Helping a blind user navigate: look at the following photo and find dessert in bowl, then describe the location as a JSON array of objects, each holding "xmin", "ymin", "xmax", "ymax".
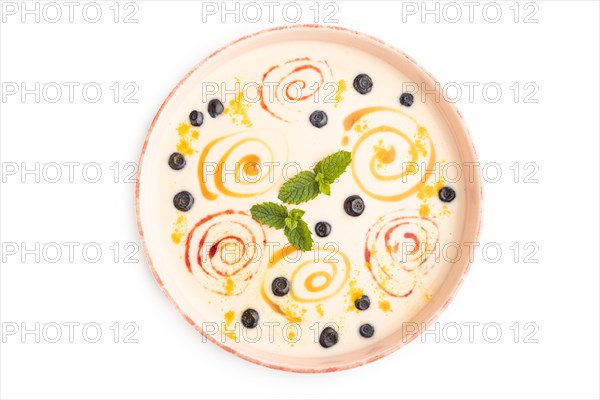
[{"xmin": 136, "ymin": 25, "xmax": 482, "ymax": 372}]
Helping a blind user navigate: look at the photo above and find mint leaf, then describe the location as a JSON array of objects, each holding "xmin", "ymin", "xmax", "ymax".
[
  {"xmin": 314, "ymin": 172, "xmax": 331, "ymax": 195},
  {"xmin": 284, "ymin": 219, "xmax": 313, "ymax": 251},
  {"xmin": 250, "ymin": 202, "xmax": 288, "ymax": 229},
  {"xmin": 284, "ymin": 217, "xmax": 298, "ymax": 230},
  {"xmin": 314, "ymin": 150, "xmax": 352, "ymax": 183},
  {"xmin": 285, "ymin": 208, "xmax": 305, "ymax": 230},
  {"xmin": 289, "ymin": 209, "xmax": 305, "ymax": 220},
  {"xmin": 278, "ymin": 171, "xmax": 320, "ymax": 205}
]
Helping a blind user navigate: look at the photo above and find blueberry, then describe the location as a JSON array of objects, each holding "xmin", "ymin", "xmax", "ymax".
[
  {"xmin": 344, "ymin": 195, "xmax": 365, "ymax": 217},
  {"xmin": 272, "ymin": 277, "xmax": 290, "ymax": 297},
  {"xmin": 319, "ymin": 326, "xmax": 339, "ymax": 348},
  {"xmin": 438, "ymin": 186, "xmax": 456, "ymax": 203},
  {"xmin": 208, "ymin": 99, "xmax": 224, "ymax": 118},
  {"xmin": 173, "ymin": 191, "xmax": 194, "ymax": 212},
  {"xmin": 168, "ymin": 152, "xmax": 186, "ymax": 170},
  {"xmin": 353, "ymin": 74, "xmax": 373, "ymax": 95},
  {"xmin": 315, "ymin": 222, "xmax": 331, "ymax": 238},
  {"xmin": 359, "ymin": 323, "xmax": 375, "ymax": 338},
  {"xmin": 399, "ymin": 92, "xmax": 414, "ymax": 107},
  {"xmin": 241, "ymin": 308, "xmax": 259, "ymax": 329},
  {"xmin": 309, "ymin": 110, "xmax": 328, "ymax": 128},
  {"xmin": 354, "ymin": 295, "xmax": 370, "ymax": 311},
  {"xmin": 189, "ymin": 110, "xmax": 204, "ymax": 127}
]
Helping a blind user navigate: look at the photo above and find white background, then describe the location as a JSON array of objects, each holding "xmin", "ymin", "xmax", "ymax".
[{"xmin": 1, "ymin": 1, "xmax": 599, "ymax": 399}]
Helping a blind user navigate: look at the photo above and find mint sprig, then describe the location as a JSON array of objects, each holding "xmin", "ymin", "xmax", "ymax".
[
  {"xmin": 250, "ymin": 203, "xmax": 313, "ymax": 251},
  {"xmin": 278, "ymin": 150, "xmax": 351, "ymax": 204},
  {"xmin": 250, "ymin": 150, "xmax": 351, "ymax": 252}
]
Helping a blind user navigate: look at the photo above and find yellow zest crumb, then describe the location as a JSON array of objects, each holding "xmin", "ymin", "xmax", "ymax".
[
  {"xmin": 224, "ymin": 310, "xmax": 235, "ymax": 326},
  {"xmin": 281, "ymin": 305, "xmax": 305, "ymax": 323},
  {"xmin": 224, "ymin": 79, "xmax": 252, "ymax": 127},
  {"xmin": 379, "ymin": 300, "xmax": 392, "ymax": 313},
  {"xmin": 354, "ymin": 120, "xmax": 368, "ymax": 133},
  {"xmin": 334, "ymin": 79, "xmax": 347, "ymax": 108},
  {"xmin": 405, "ymin": 162, "xmax": 418, "ymax": 175},
  {"xmin": 171, "ymin": 213, "xmax": 187, "ymax": 244},
  {"xmin": 316, "ymin": 304, "xmax": 324, "ymax": 317},
  {"xmin": 177, "ymin": 122, "xmax": 190, "ymax": 136},
  {"xmin": 408, "ymin": 125, "xmax": 429, "ymax": 163},
  {"xmin": 176, "ymin": 123, "xmax": 199, "ymax": 156},
  {"xmin": 224, "ymin": 278, "xmax": 235, "ymax": 295},
  {"xmin": 373, "ymin": 141, "xmax": 396, "ymax": 165},
  {"xmin": 440, "ymin": 205, "xmax": 451, "ymax": 217},
  {"xmin": 417, "ymin": 176, "xmax": 445, "ymax": 218},
  {"xmin": 417, "ymin": 125, "xmax": 429, "ymax": 140},
  {"xmin": 347, "ymin": 280, "xmax": 364, "ymax": 311},
  {"xmin": 349, "ymin": 286, "xmax": 363, "ymax": 302}
]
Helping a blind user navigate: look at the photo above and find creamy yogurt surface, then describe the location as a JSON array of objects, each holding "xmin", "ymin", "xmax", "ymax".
[{"xmin": 139, "ymin": 36, "xmax": 468, "ymax": 360}]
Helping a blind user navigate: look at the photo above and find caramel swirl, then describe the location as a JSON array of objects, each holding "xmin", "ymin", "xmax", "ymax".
[
  {"xmin": 197, "ymin": 130, "xmax": 287, "ymax": 200},
  {"xmin": 259, "ymin": 58, "xmax": 333, "ymax": 122},
  {"xmin": 260, "ymin": 245, "xmax": 350, "ymax": 321},
  {"xmin": 365, "ymin": 210, "xmax": 439, "ymax": 297},
  {"xmin": 185, "ymin": 210, "xmax": 266, "ymax": 296},
  {"xmin": 342, "ymin": 107, "xmax": 436, "ymax": 202}
]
